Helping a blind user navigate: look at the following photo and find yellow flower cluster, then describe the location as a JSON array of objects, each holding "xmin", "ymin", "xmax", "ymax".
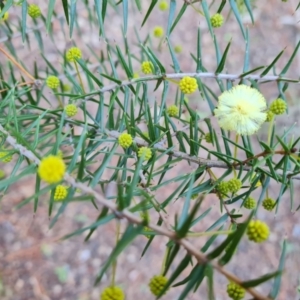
[
  {"xmin": 66, "ymin": 47, "xmax": 82, "ymax": 62},
  {"xmin": 174, "ymin": 45, "xmax": 182, "ymax": 53},
  {"xmin": 247, "ymin": 220, "xmax": 269, "ymax": 243},
  {"xmin": 0, "ymin": 151, "xmax": 13, "ymax": 162},
  {"xmin": 46, "ymin": 76, "xmax": 60, "ymax": 89},
  {"xmin": 54, "ymin": 185, "xmax": 68, "ymax": 201},
  {"xmin": 1, "ymin": 10, "xmax": 9, "ymax": 21},
  {"xmin": 148, "ymin": 275, "xmax": 168, "ymax": 296},
  {"xmin": 100, "ymin": 286, "xmax": 125, "ymax": 300},
  {"xmin": 65, "ymin": 104, "xmax": 78, "ymax": 117},
  {"xmin": 210, "ymin": 13, "xmax": 224, "ymax": 28},
  {"xmin": 141, "ymin": 61, "xmax": 153, "ymax": 74},
  {"xmin": 153, "ymin": 26, "xmax": 164, "ymax": 38},
  {"xmin": 214, "ymin": 85, "xmax": 267, "ymax": 136},
  {"xmin": 38, "ymin": 155, "xmax": 66, "ymax": 184},
  {"xmin": 28, "ymin": 4, "xmax": 41, "ymax": 18},
  {"xmin": 158, "ymin": 0, "xmax": 168, "ymax": 11},
  {"xmin": 262, "ymin": 197, "xmax": 276, "ymax": 211},
  {"xmin": 205, "ymin": 133, "xmax": 212, "ymax": 143},
  {"xmin": 118, "ymin": 133, "xmax": 133, "ymax": 148},
  {"xmin": 167, "ymin": 105, "xmax": 179, "ymax": 117},
  {"xmin": 138, "ymin": 147, "xmax": 152, "ymax": 161},
  {"xmin": 243, "ymin": 197, "xmax": 256, "ymax": 209},
  {"xmin": 269, "ymin": 98, "xmax": 286, "ymax": 115},
  {"xmin": 227, "ymin": 282, "xmax": 245, "ymax": 300},
  {"xmin": 179, "ymin": 76, "xmax": 198, "ymax": 94}
]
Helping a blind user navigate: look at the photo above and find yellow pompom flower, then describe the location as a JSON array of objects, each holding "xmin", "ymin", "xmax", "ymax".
[
  {"xmin": 265, "ymin": 110, "xmax": 274, "ymax": 122},
  {"xmin": 66, "ymin": 47, "xmax": 82, "ymax": 62},
  {"xmin": 243, "ymin": 197, "xmax": 256, "ymax": 209},
  {"xmin": 269, "ymin": 98, "xmax": 287, "ymax": 115},
  {"xmin": 100, "ymin": 286, "xmax": 125, "ymax": 300},
  {"xmin": 210, "ymin": 13, "xmax": 224, "ymax": 28},
  {"xmin": 247, "ymin": 220, "xmax": 270, "ymax": 243},
  {"xmin": 0, "ymin": 151, "xmax": 13, "ymax": 162},
  {"xmin": 158, "ymin": 0, "xmax": 168, "ymax": 11},
  {"xmin": 141, "ymin": 61, "xmax": 153, "ymax": 74},
  {"xmin": 133, "ymin": 72, "xmax": 139, "ymax": 79},
  {"xmin": 227, "ymin": 178, "xmax": 242, "ymax": 193},
  {"xmin": 138, "ymin": 147, "xmax": 152, "ymax": 161},
  {"xmin": 38, "ymin": 155, "xmax": 66, "ymax": 184},
  {"xmin": 28, "ymin": 4, "xmax": 41, "ymax": 18},
  {"xmin": 214, "ymin": 85, "xmax": 267, "ymax": 136},
  {"xmin": 217, "ymin": 181, "xmax": 229, "ymax": 198},
  {"xmin": 179, "ymin": 76, "xmax": 198, "ymax": 94},
  {"xmin": 205, "ymin": 133, "xmax": 212, "ymax": 143},
  {"xmin": 262, "ymin": 197, "xmax": 276, "ymax": 211},
  {"xmin": 227, "ymin": 282, "xmax": 245, "ymax": 300},
  {"xmin": 149, "ymin": 275, "xmax": 168, "ymax": 296},
  {"xmin": 167, "ymin": 105, "xmax": 179, "ymax": 117},
  {"xmin": 174, "ymin": 45, "xmax": 182, "ymax": 53},
  {"xmin": 65, "ymin": 104, "xmax": 78, "ymax": 117},
  {"xmin": 118, "ymin": 133, "xmax": 133, "ymax": 148},
  {"xmin": 153, "ymin": 26, "xmax": 164, "ymax": 38},
  {"xmin": 46, "ymin": 76, "xmax": 60, "ymax": 89},
  {"xmin": 1, "ymin": 10, "xmax": 9, "ymax": 21},
  {"xmin": 54, "ymin": 185, "xmax": 68, "ymax": 201},
  {"xmin": 63, "ymin": 84, "xmax": 71, "ymax": 92},
  {"xmin": 0, "ymin": 169, "xmax": 5, "ymax": 179}
]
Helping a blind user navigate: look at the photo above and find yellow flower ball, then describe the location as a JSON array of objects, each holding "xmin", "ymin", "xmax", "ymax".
[
  {"xmin": 217, "ymin": 181, "xmax": 229, "ymax": 198},
  {"xmin": 211, "ymin": 13, "xmax": 224, "ymax": 28},
  {"xmin": 269, "ymin": 98, "xmax": 287, "ymax": 115},
  {"xmin": 54, "ymin": 185, "xmax": 68, "ymax": 201},
  {"xmin": 46, "ymin": 76, "xmax": 60, "ymax": 89},
  {"xmin": 141, "ymin": 61, "xmax": 153, "ymax": 74},
  {"xmin": 227, "ymin": 282, "xmax": 245, "ymax": 300},
  {"xmin": 247, "ymin": 220, "xmax": 270, "ymax": 243},
  {"xmin": 149, "ymin": 275, "xmax": 168, "ymax": 296},
  {"xmin": 118, "ymin": 133, "xmax": 133, "ymax": 149},
  {"xmin": 167, "ymin": 105, "xmax": 179, "ymax": 117},
  {"xmin": 158, "ymin": 0, "xmax": 168, "ymax": 11},
  {"xmin": 179, "ymin": 76, "xmax": 198, "ymax": 94},
  {"xmin": 262, "ymin": 197, "xmax": 276, "ymax": 211},
  {"xmin": 174, "ymin": 45, "xmax": 182, "ymax": 53},
  {"xmin": 1, "ymin": 10, "xmax": 9, "ymax": 21},
  {"xmin": 100, "ymin": 286, "xmax": 125, "ymax": 300},
  {"xmin": 66, "ymin": 47, "xmax": 82, "ymax": 62},
  {"xmin": 0, "ymin": 151, "xmax": 13, "ymax": 162},
  {"xmin": 63, "ymin": 84, "xmax": 71, "ymax": 92},
  {"xmin": 28, "ymin": 4, "xmax": 41, "ymax": 18},
  {"xmin": 265, "ymin": 110, "xmax": 274, "ymax": 122},
  {"xmin": 65, "ymin": 104, "xmax": 78, "ymax": 117},
  {"xmin": 205, "ymin": 133, "xmax": 212, "ymax": 143},
  {"xmin": 138, "ymin": 147, "xmax": 152, "ymax": 161},
  {"xmin": 227, "ymin": 178, "xmax": 242, "ymax": 193},
  {"xmin": 153, "ymin": 26, "xmax": 164, "ymax": 38},
  {"xmin": 0, "ymin": 169, "xmax": 5, "ymax": 179},
  {"xmin": 243, "ymin": 197, "xmax": 256, "ymax": 209},
  {"xmin": 133, "ymin": 72, "xmax": 139, "ymax": 79},
  {"xmin": 38, "ymin": 155, "xmax": 66, "ymax": 184},
  {"xmin": 214, "ymin": 85, "xmax": 267, "ymax": 136}
]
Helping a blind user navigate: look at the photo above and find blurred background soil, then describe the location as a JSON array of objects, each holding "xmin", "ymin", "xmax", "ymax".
[{"xmin": 0, "ymin": 0, "xmax": 300, "ymax": 299}]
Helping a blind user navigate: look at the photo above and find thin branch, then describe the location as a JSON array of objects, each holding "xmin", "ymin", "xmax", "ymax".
[
  {"xmin": 106, "ymin": 130, "xmax": 300, "ymax": 180},
  {"xmin": 0, "ymin": 124, "xmax": 272, "ymax": 300},
  {"xmin": 78, "ymin": 72, "xmax": 299, "ymax": 100}
]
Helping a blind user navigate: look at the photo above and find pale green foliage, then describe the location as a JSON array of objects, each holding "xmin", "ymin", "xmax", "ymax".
[{"xmin": 0, "ymin": 0, "xmax": 298, "ymax": 299}]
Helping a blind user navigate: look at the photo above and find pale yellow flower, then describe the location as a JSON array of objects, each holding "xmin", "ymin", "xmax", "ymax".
[{"xmin": 214, "ymin": 85, "xmax": 267, "ymax": 135}]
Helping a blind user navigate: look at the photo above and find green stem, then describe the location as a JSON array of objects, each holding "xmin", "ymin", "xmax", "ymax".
[
  {"xmin": 111, "ymin": 221, "xmax": 121, "ymax": 287},
  {"xmin": 267, "ymin": 117, "xmax": 275, "ymax": 146},
  {"xmin": 187, "ymin": 230, "xmax": 233, "ymax": 237},
  {"xmin": 160, "ymin": 246, "xmax": 170, "ymax": 275},
  {"xmin": 74, "ymin": 61, "xmax": 86, "ymax": 94},
  {"xmin": 54, "ymin": 88, "xmax": 63, "ymax": 108},
  {"xmin": 233, "ymin": 134, "xmax": 239, "ymax": 177}
]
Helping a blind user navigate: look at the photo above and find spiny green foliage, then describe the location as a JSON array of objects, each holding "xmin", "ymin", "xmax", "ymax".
[{"xmin": 0, "ymin": 0, "xmax": 298, "ymax": 298}]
